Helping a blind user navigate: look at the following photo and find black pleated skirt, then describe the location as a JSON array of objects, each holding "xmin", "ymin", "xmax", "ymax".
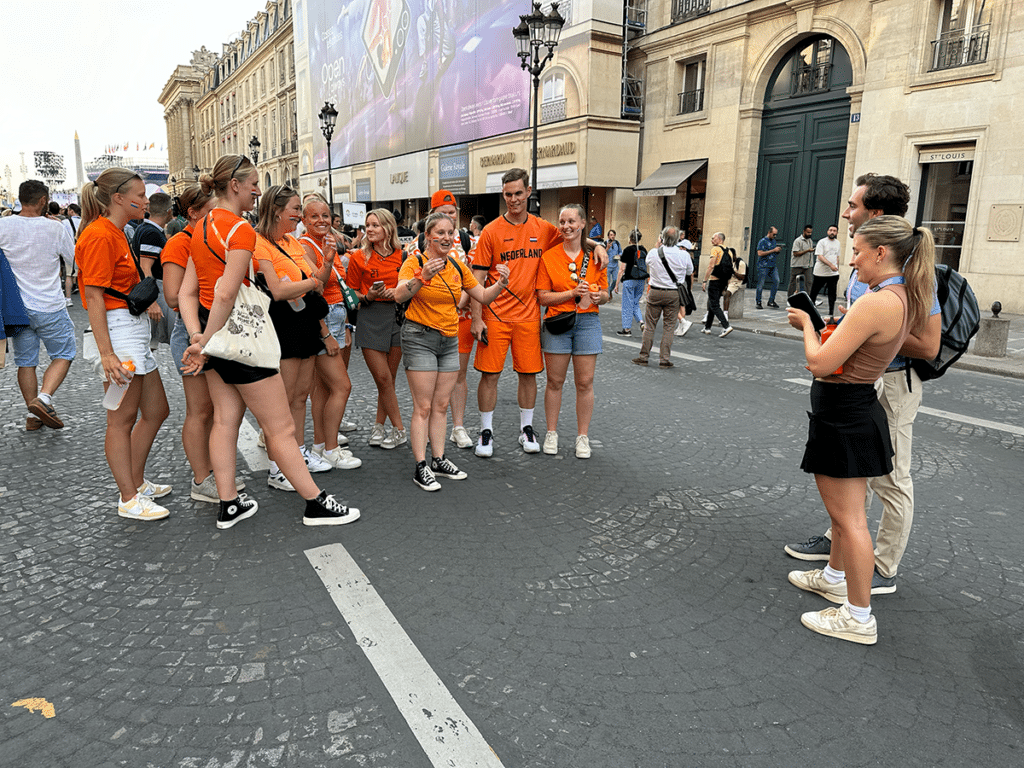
[{"xmin": 801, "ymin": 380, "xmax": 893, "ymax": 479}]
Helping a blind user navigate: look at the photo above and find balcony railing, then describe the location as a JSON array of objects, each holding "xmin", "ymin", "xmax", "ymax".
[
  {"xmin": 541, "ymin": 98, "xmax": 566, "ymax": 124},
  {"xmin": 678, "ymin": 88, "xmax": 704, "ymax": 115},
  {"xmin": 791, "ymin": 62, "xmax": 832, "ymax": 96},
  {"xmin": 622, "ymin": 76, "xmax": 643, "ymax": 118},
  {"xmin": 672, "ymin": 0, "xmax": 710, "ymax": 23},
  {"xmin": 930, "ymin": 25, "xmax": 990, "ymax": 71}
]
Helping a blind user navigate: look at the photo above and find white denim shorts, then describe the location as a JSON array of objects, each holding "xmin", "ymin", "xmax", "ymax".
[{"xmin": 82, "ymin": 308, "xmax": 158, "ymax": 381}]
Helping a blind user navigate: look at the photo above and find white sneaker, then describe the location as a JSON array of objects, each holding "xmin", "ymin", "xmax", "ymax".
[
  {"xmin": 450, "ymin": 425, "xmax": 473, "ymax": 449},
  {"xmin": 320, "ymin": 446, "xmax": 362, "ymax": 469},
  {"xmin": 701, "ymin": 328, "xmax": 712, "ymax": 335},
  {"xmin": 674, "ymin": 319, "xmax": 692, "ymax": 337},
  {"xmin": 381, "ymin": 427, "xmax": 407, "ymax": 450},
  {"xmin": 118, "ymin": 494, "xmax": 170, "ymax": 521},
  {"xmin": 301, "ymin": 446, "xmax": 333, "ymax": 473},
  {"xmin": 700, "ymin": 312, "xmax": 708, "ymax": 324},
  {"xmin": 800, "ymin": 604, "xmax": 877, "ymax": 645},
  {"xmin": 519, "ymin": 425, "xmax": 541, "ymax": 453},
  {"xmin": 720, "ymin": 326, "xmax": 734, "ymax": 338},
  {"xmin": 368, "ymin": 423, "xmax": 387, "ymax": 447},
  {"xmin": 267, "ymin": 471, "xmax": 295, "ymax": 492},
  {"xmin": 475, "ymin": 429, "xmax": 494, "ymax": 457},
  {"xmin": 543, "ymin": 430, "xmax": 558, "ymax": 455},
  {"xmin": 334, "ymin": 433, "xmax": 350, "ymax": 447},
  {"xmin": 339, "ymin": 419, "xmax": 358, "ymax": 433},
  {"xmin": 138, "ymin": 479, "xmax": 172, "ymax": 499},
  {"xmin": 575, "ymin": 434, "xmax": 592, "ymax": 459}
]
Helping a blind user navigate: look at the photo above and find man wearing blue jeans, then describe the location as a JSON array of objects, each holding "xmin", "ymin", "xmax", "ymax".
[{"xmin": 755, "ymin": 225, "xmax": 781, "ymax": 309}]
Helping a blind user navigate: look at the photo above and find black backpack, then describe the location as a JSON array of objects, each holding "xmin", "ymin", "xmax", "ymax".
[
  {"xmin": 629, "ymin": 246, "xmax": 649, "ymax": 280},
  {"xmin": 910, "ymin": 264, "xmax": 980, "ymax": 381},
  {"xmin": 711, "ymin": 247, "xmax": 735, "ymax": 281}
]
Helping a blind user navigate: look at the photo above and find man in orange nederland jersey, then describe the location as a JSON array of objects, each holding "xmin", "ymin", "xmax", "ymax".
[{"xmin": 470, "ymin": 168, "xmax": 605, "ymax": 457}]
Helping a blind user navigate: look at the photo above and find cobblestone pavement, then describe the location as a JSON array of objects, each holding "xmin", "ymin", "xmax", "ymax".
[{"xmin": 2, "ymin": 300, "xmax": 1023, "ymax": 767}]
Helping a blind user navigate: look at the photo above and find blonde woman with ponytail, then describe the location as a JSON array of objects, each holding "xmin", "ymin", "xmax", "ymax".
[
  {"xmin": 786, "ymin": 215, "xmax": 935, "ymax": 645},
  {"xmin": 76, "ymin": 168, "xmax": 171, "ymax": 521},
  {"xmin": 177, "ymin": 154, "xmax": 360, "ymax": 529}
]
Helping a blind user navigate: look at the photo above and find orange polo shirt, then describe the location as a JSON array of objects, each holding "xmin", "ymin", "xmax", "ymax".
[
  {"xmin": 536, "ymin": 244, "xmax": 607, "ymax": 316},
  {"xmin": 75, "ymin": 216, "xmax": 140, "ymax": 311},
  {"xmin": 346, "ymin": 247, "xmax": 404, "ymax": 296}
]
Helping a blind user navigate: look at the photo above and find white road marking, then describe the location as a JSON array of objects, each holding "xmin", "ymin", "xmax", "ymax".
[
  {"xmin": 603, "ymin": 334, "xmax": 712, "ymax": 362},
  {"xmin": 783, "ymin": 378, "xmax": 1024, "ymax": 436},
  {"xmin": 239, "ymin": 416, "xmax": 267, "ymax": 472},
  {"xmin": 305, "ymin": 544, "xmax": 505, "ymax": 768}
]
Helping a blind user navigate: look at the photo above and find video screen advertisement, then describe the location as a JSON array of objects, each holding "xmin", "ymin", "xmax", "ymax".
[{"xmin": 302, "ymin": 0, "xmax": 562, "ymax": 171}]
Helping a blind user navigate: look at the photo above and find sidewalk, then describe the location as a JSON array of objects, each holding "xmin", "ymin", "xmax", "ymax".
[{"xmin": 701, "ymin": 287, "xmax": 1024, "ymax": 379}]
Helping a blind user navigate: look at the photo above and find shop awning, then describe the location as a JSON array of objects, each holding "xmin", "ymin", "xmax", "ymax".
[{"xmin": 633, "ymin": 159, "xmax": 707, "ymax": 197}]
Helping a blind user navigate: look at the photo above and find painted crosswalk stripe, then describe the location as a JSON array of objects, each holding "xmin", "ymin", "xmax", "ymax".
[
  {"xmin": 305, "ymin": 543, "xmax": 504, "ymax": 768},
  {"xmin": 783, "ymin": 378, "xmax": 1024, "ymax": 436},
  {"xmin": 603, "ymin": 334, "xmax": 711, "ymax": 362}
]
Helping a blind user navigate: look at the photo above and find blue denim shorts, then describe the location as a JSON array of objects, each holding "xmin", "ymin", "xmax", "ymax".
[
  {"xmin": 541, "ymin": 311, "xmax": 603, "ymax": 356},
  {"xmin": 13, "ymin": 306, "xmax": 77, "ymax": 367},
  {"xmin": 401, "ymin": 321, "xmax": 459, "ymax": 372},
  {"xmin": 169, "ymin": 314, "xmax": 191, "ymax": 376},
  {"xmin": 318, "ymin": 303, "xmax": 349, "ymax": 356}
]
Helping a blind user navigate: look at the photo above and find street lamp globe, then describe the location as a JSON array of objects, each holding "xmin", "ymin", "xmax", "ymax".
[
  {"xmin": 318, "ymin": 102, "xmax": 339, "ymax": 213},
  {"xmin": 543, "ymin": 3, "xmax": 565, "ymax": 48}
]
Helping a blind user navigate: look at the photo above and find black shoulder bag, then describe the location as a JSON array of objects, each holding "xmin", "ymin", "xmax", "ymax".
[
  {"xmin": 657, "ymin": 247, "xmax": 696, "ymax": 314},
  {"xmin": 103, "ymin": 240, "xmax": 158, "ymax": 316}
]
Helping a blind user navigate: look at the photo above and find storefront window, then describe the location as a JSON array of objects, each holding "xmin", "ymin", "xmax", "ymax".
[
  {"xmin": 667, "ymin": 167, "xmax": 706, "ymax": 264},
  {"xmin": 918, "ymin": 155, "xmax": 973, "ymax": 270}
]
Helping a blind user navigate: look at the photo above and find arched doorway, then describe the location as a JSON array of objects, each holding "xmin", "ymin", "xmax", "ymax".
[{"xmin": 749, "ymin": 36, "xmax": 853, "ymax": 290}]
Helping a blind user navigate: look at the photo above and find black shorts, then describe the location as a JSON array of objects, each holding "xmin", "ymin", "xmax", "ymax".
[
  {"xmin": 269, "ymin": 299, "xmax": 325, "ymax": 360},
  {"xmin": 801, "ymin": 380, "xmax": 893, "ymax": 478},
  {"xmin": 198, "ymin": 305, "xmax": 277, "ymax": 385}
]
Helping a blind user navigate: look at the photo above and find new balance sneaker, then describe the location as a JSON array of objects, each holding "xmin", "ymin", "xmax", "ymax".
[
  {"xmin": 450, "ymin": 426, "xmax": 473, "ymax": 449},
  {"xmin": 519, "ymin": 425, "xmax": 541, "ymax": 453},
  {"xmin": 800, "ymin": 605, "xmax": 877, "ymax": 645},
  {"xmin": 138, "ymin": 479, "xmax": 172, "ymax": 499},
  {"xmin": 430, "ymin": 455, "xmax": 467, "ymax": 480},
  {"xmin": 543, "ymin": 430, "xmax": 558, "ymax": 455},
  {"xmin": 575, "ymin": 434, "xmax": 592, "ymax": 459},
  {"xmin": 871, "ymin": 568, "xmax": 897, "ymax": 596},
  {"xmin": 339, "ymin": 418, "xmax": 358, "ymax": 433},
  {"xmin": 118, "ymin": 494, "xmax": 170, "ymax": 521},
  {"xmin": 784, "ymin": 534, "xmax": 832, "ymax": 561},
  {"xmin": 301, "ymin": 446, "xmax": 333, "ymax": 473},
  {"xmin": 190, "ymin": 473, "xmax": 247, "ymax": 503},
  {"xmin": 303, "ymin": 491, "xmax": 361, "ymax": 526},
  {"xmin": 414, "ymin": 461, "xmax": 442, "ymax": 490},
  {"xmin": 788, "ymin": 569, "xmax": 847, "ymax": 604},
  {"xmin": 475, "ymin": 429, "xmax": 494, "ymax": 457},
  {"xmin": 28, "ymin": 397, "xmax": 64, "ymax": 429},
  {"xmin": 217, "ymin": 494, "xmax": 258, "ymax": 530},
  {"xmin": 720, "ymin": 326, "xmax": 734, "ymax": 338},
  {"xmin": 317, "ymin": 446, "xmax": 362, "ymax": 470},
  {"xmin": 268, "ymin": 471, "xmax": 296, "ymax": 492},
  {"xmin": 381, "ymin": 427, "xmax": 408, "ymax": 450},
  {"xmin": 368, "ymin": 423, "xmax": 388, "ymax": 447}
]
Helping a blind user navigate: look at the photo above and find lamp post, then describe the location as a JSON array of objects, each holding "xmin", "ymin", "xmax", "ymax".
[
  {"xmin": 318, "ymin": 101, "xmax": 339, "ymax": 214},
  {"xmin": 192, "ymin": 165, "xmax": 200, "ymax": 178},
  {"xmin": 249, "ymin": 135, "xmax": 261, "ymax": 165},
  {"xmin": 513, "ymin": 2, "xmax": 565, "ymax": 216},
  {"xmin": 169, "ymin": 175, "xmax": 176, "ymax": 194}
]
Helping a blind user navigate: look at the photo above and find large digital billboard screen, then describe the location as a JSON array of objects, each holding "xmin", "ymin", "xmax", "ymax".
[{"xmin": 303, "ymin": 0, "xmax": 541, "ymax": 169}]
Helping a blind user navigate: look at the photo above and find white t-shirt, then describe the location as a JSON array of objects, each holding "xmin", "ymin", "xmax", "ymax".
[
  {"xmin": 813, "ymin": 236, "xmax": 841, "ymax": 278},
  {"xmin": 0, "ymin": 215, "xmax": 76, "ymax": 312},
  {"xmin": 647, "ymin": 244, "xmax": 694, "ymax": 290}
]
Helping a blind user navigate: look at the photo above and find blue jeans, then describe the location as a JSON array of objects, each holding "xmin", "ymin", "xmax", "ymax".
[
  {"xmin": 756, "ymin": 263, "xmax": 779, "ymax": 304},
  {"xmin": 620, "ymin": 279, "xmax": 646, "ymax": 330}
]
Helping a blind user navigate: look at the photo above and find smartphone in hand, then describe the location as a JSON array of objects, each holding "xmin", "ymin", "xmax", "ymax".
[
  {"xmin": 371, "ymin": 280, "xmax": 385, "ymax": 292},
  {"xmin": 787, "ymin": 291, "xmax": 826, "ymax": 332}
]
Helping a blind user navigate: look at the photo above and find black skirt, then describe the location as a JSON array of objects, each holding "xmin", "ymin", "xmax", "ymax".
[
  {"xmin": 801, "ymin": 380, "xmax": 893, "ymax": 479},
  {"xmin": 269, "ymin": 298, "xmax": 325, "ymax": 360}
]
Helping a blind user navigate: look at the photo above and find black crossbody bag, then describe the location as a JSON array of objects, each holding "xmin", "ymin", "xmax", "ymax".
[{"xmin": 103, "ymin": 243, "xmax": 158, "ymax": 316}]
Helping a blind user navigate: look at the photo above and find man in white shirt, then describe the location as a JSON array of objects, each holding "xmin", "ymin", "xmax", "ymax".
[
  {"xmin": 61, "ymin": 204, "xmax": 82, "ymax": 305},
  {"xmin": 0, "ymin": 180, "xmax": 77, "ymax": 430},
  {"xmin": 632, "ymin": 226, "xmax": 693, "ymax": 368},
  {"xmin": 809, "ymin": 225, "xmax": 841, "ymax": 316}
]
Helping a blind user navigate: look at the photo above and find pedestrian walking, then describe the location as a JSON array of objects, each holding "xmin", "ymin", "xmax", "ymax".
[
  {"xmin": 789, "ymin": 225, "xmax": 815, "ymax": 295},
  {"xmin": 809, "ymin": 225, "xmax": 841, "ymax": 317},
  {"xmin": 632, "ymin": 226, "xmax": 692, "ymax": 368},
  {"xmin": 699, "ymin": 231, "xmax": 734, "ymax": 337},
  {"xmin": 755, "ymin": 226, "xmax": 781, "ymax": 309},
  {"xmin": 616, "ymin": 229, "xmax": 647, "ymax": 335}
]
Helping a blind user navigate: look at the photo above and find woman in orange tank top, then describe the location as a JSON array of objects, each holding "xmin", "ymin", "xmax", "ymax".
[{"xmin": 786, "ymin": 216, "xmax": 936, "ymax": 645}]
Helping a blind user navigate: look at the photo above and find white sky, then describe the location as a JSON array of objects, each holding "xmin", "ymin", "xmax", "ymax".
[{"xmin": 0, "ymin": 1, "xmax": 256, "ymax": 195}]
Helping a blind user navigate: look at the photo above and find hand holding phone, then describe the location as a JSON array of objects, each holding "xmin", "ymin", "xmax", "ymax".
[{"xmin": 787, "ymin": 291, "xmax": 826, "ymax": 332}]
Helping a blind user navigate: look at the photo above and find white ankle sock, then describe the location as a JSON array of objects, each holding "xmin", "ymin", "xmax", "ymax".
[
  {"xmin": 823, "ymin": 565, "xmax": 845, "ymax": 584},
  {"xmin": 313, "ymin": 442, "xmax": 325, "ymax": 453},
  {"xmin": 480, "ymin": 411, "xmax": 493, "ymax": 432},
  {"xmin": 269, "ymin": 460, "xmax": 280, "ymax": 474},
  {"xmin": 520, "ymin": 408, "xmax": 534, "ymax": 430},
  {"xmin": 845, "ymin": 601, "xmax": 872, "ymax": 623},
  {"xmin": 37, "ymin": 392, "xmax": 53, "ymax": 406}
]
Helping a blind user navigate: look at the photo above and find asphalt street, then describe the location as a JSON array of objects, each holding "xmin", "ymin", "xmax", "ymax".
[{"xmin": 2, "ymin": 299, "xmax": 1023, "ymax": 767}]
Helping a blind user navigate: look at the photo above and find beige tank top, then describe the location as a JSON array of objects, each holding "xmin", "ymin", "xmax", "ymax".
[{"xmin": 826, "ymin": 284, "xmax": 910, "ymax": 385}]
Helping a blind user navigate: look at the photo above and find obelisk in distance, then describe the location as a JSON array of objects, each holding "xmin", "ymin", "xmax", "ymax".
[{"xmin": 74, "ymin": 131, "xmax": 86, "ymax": 189}]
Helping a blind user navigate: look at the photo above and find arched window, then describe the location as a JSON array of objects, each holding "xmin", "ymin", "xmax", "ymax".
[{"xmin": 765, "ymin": 36, "xmax": 852, "ymax": 105}]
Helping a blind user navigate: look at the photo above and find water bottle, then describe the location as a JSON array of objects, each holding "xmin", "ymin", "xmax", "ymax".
[
  {"xmin": 280, "ymin": 275, "xmax": 306, "ymax": 312},
  {"xmin": 103, "ymin": 360, "xmax": 136, "ymax": 410}
]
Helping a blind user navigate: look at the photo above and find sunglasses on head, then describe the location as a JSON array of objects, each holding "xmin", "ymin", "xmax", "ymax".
[
  {"xmin": 230, "ymin": 154, "xmax": 246, "ymax": 178},
  {"xmin": 114, "ymin": 174, "xmax": 142, "ymax": 194}
]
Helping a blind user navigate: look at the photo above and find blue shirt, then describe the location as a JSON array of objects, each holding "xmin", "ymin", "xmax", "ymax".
[
  {"xmin": 606, "ymin": 239, "xmax": 622, "ymax": 259},
  {"xmin": 589, "ymin": 223, "xmax": 603, "ymax": 239},
  {"xmin": 846, "ymin": 270, "xmax": 941, "ymax": 370},
  {"xmin": 757, "ymin": 236, "xmax": 777, "ymax": 268}
]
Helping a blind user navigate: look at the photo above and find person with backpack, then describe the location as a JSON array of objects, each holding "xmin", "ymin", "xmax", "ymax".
[
  {"xmin": 615, "ymin": 228, "xmax": 647, "ymax": 335},
  {"xmin": 699, "ymin": 231, "xmax": 734, "ymax": 337},
  {"xmin": 785, "ymin": 173, "xmax": 942, "ymax": 599}
]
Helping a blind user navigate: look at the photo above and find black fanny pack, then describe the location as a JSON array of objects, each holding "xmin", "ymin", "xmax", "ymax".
[
  {"xmin": 543, "ymin": 311, "xmax": 577, "ymax": 335},
  {"xmin": 105, "ymin": 277, "xmax": 159, "ymax": 316}
]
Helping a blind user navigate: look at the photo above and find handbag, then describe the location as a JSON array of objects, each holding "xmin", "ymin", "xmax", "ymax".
[
  {"xmin": 657, "ymin": 247, "xmax": 697, "ymax": 314},
  {"xmin": 202, "ymin": 260, "xmax": 281, "ymax": 369},
  {"xmin": 103, "ymin": 244, "xmax": 158, "ymax": 316},
  {"xmin": 543, "ymin": 248, "xmax": 592, "ymax": 334}
]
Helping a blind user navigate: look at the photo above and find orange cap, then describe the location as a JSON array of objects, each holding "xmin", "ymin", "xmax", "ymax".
[{"xmin": 430, "ymin": 189, "xmax": 457, "ymax": 210}]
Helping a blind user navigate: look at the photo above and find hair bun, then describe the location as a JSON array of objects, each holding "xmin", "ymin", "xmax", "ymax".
[{"xmin": 199, "ymin": 173, "xmax": 215, "ymax": 195}]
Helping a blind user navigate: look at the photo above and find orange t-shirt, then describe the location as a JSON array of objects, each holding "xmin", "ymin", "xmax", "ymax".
[
  {"xmin": 299, "ymin": 235, "xmax": 344, "ymax": 305},
  {"xmin": 399, "ymin": 256, "xmax": 479, "ymax": 337},
  {"xmin": 346, "ymin": 247, "xmax": 404, "ymax": 296},
  {"xmin": 472, "ymin": 213, "xmax": 560, "ymax": 323},
  {"xmin": 161, "ymin": 226, "xmax": 193, "ymax": 271},
  {"xmin": 536, "ymin": 245, "xmax": 608, "ymax": 316},
  {"xmin": 75, "ymin": 216, "xmax": 140, "ymax": 311},
  {"xmin": 255, "ymin": 233, "xmax": 308, "ymax": 284},
  {"xmin": 189, "ymin": 209, "xmax": 258, "ymax": 310}
]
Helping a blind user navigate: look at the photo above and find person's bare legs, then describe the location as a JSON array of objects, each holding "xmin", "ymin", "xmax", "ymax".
[
  {"xmin": 572, "ymin": 354, "xmax": 597, "ymax": 435},
  {"xmin": 451, "ymin": 350, "xmax": 471, "ymax": 429},
  {"xmin": 429, "ymin": 371, "xmax": 458, "ymax": 458},
  {"xmin": 543, "ymin": 353, "xmax": 571, "ymax": 433},
  {"xmin": 363, "ymin": 347, "xmax": 405, "ymax": 429},
  {"xmin": 130, "ymin": 371, "xmax": 169, "ymax": 486},
  {"xmin": 817, "ymin": 474, "xmax": 872, "ymax": 608},
  {"xmin": 181, "ymin": 374, "xmax": 214, "ymax": 483}
]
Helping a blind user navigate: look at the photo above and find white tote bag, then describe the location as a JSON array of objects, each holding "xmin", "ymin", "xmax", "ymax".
[{"xmin": 202, "ymin": 262, "xmax": 281, "ymax": 369}]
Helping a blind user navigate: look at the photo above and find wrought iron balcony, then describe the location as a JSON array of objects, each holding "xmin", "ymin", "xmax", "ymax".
[
  {"xmin": 677, "ymin": 88, "xmax": 704, "ymax": 115},
  {"xmin": 541, "ymin": 98, "xmax": 566, "ymax": 124},
  {"xmin": 672, "ymin": 0, "xmax": 710, "ymax": 23},
  {"xmin": 930, "ymin": 25, "xmax": 990, "ymax": 71},
  {"xmin": 791, "ymin": 62, "xmax": 832, "ymax": 96}
]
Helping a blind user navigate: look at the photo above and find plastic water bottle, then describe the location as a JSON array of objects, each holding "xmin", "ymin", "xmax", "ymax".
[
  {"xmin": 280, "ymin": 275, "xmax": 306, "ymax": 312},
  {"xmin": 103, "ymin": 360, "xmax": 136, "ymax": 410}
]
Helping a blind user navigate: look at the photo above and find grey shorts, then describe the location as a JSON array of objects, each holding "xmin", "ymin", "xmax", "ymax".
[
  {"xmin": 401, "ymin": 321, "xmax": 459, "ymax": 372},
  {"xmin": 354, "ymin": 300, "xmax": 402, "ymax": 352}
]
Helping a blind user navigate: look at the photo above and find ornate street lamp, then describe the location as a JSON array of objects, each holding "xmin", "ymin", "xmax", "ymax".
[
  {"xmin": 318, "ymin": 101, "xmax": 339, "ymax": 213},
  {"xmin": 249, "ymin": 135, "xmax": 261, "ymax": 165},
  {"xmin": 169, "ymin": 175, "xmax": 176, "ymax": 194},
  {"xmin": 513, "ymin": 2, "xmax": 565, "ymax": 215},
  {"xmin": 192, "ymin": 165, "xmax": 201, "ymax": 178}
]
